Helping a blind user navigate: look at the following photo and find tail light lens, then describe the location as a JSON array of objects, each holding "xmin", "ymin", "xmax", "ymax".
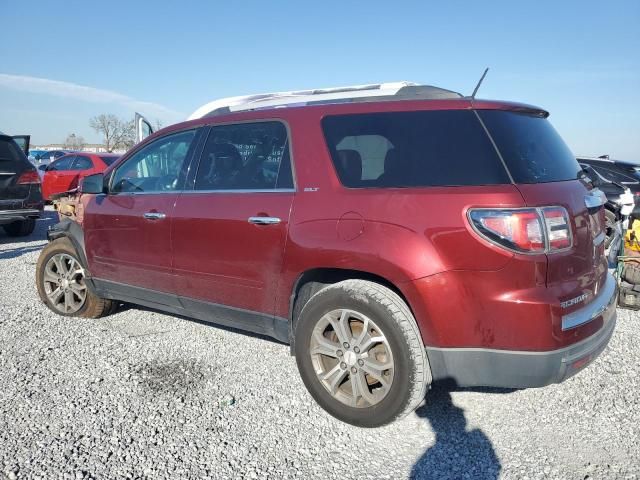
[
  {"xmin": 541, "ymin": 207, "xmax": 572, "ymax": 250},
  {"xmin": 16, "ymin": 170, "xmax": 40, "ymax": 185},
  {"xmin": 469, "ymin": 207, "xmax": 572, "ymax": 254}
]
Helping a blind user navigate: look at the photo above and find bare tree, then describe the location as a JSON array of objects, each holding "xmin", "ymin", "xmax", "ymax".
[
  {"xmin": 63, "ymin": 133, "xmax": 85, "ymax": 151},
  {"xmin": 89, "ymin": 114, "xmax": 136, "ymax": 152}
]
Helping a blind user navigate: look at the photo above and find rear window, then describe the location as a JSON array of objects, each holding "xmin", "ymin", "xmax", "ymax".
[
  {"xmin": 322, "ymin": 110, "xmax": 510, "ymax": 188},
  {"xmin": 0, "ymin": 137, "xmax": 27, "ymax": 164},
  {"xmin": 478, "ymin": 110, "xmax": 581, "ymax": 184},
  {"xmin": 100, "ymin": 155, "xmax": 119, "ymax": 166}
]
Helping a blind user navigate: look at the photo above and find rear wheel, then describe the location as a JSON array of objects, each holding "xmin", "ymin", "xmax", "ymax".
[
  {"xmin": 3, "ymin": 218, "xmax": 36, "ymax": 237},
  {"xmin": 36, "ymin": 237, "xmax": 115, "ymax": 318},
  {"xmin": 294, "ymin": 279, "xmax": 431, "ymax": 427}
]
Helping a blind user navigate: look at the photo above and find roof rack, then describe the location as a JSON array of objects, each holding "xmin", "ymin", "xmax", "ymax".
[{"xmin": 187, "ymin": 82, "xmax": 462, "ymax": 120}]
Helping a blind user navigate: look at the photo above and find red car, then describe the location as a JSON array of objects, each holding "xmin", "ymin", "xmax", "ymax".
[
  {"xmin": 41, "ymin": 153, "xmax": 119, "ymax": 200},
  {"xmin": 36, "ymin": 83, "xmax": 616, "ymax": 427}
]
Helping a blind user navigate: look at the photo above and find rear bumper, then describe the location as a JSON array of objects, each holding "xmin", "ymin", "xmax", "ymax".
[
  {"xmin": 426, "ymin": 274, "xmax": 618, "ymax": 388},
  {"xmin": 0, "ymin": 208, "xmax": 42, "ymax": 225}
]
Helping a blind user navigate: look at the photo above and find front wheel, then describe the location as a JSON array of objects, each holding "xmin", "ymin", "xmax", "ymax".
[
  {"xmin": 36, "ymin": 237, "xmax": 116, "ymax": 318},
  {"xmin": 294, "ymin": 279, "xmax": 431, "ymax": 427}
]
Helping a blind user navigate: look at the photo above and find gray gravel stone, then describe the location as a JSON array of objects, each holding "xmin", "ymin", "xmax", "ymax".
[{"xmin": 0, "ymin": 208, "xmax": 639, "ymax": 479}]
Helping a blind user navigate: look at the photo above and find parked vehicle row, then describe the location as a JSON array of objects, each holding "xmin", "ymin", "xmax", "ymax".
[{"xmin": 36, "ymin": 82, "xmax": 617, "ymax": 427}]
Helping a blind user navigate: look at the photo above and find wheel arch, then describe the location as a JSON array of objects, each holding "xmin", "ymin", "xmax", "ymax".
[{"xmin": 287, "ymin": 267, "xmax": 416, "ymax": 352}]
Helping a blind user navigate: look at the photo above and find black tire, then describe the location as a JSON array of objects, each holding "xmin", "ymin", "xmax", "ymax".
[
  {"xmin": 36, "ymin": 237, "xmax": 115, "ymax": 318},
  {"xmin": 294, "ymin": 279, "xmax": 431, "ymax": 427},
  {"xmin": 604, "ymin": 209, "xmax": 617, "ymax": 250},
  {"xmin": 3, "ymin": 218, "xmax": 36, "ymax": 237}
]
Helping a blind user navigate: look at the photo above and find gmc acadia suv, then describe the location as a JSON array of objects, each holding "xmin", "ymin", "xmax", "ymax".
[{"xmin": 35, "ymin": 83, "xmax": 617, "ymax": 427}]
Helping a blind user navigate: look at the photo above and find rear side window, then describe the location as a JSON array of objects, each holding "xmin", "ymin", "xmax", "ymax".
[
  {"xmin": 478, "ymin": 110, "xmax": 581, "ymax": 184},
  {"xmin": 73, "ymin": 156, "xmax": 94, "ymax": 170},
  {"xmin": 194, "ymin": 121, "xmax": 293, "ymax": 191},
  {"xmin": 322, "ymin": 110, "xmax": 509, "ymax": 188},
  {"xmin": 0, "ymin": 137, "xmax": 27, "ymax": 164}
]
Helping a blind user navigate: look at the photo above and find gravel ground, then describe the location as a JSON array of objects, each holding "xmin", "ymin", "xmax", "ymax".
[{"xmin": 0, "ymin": 208, "xmax": 639, "ymax": 480}]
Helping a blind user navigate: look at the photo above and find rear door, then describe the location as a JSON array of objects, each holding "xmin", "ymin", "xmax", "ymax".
[
  {"xmin": 478, "ymin": 110, "xmax": 607, "ymax": 304},
  {"xmin": 68, "ymin": 155, "xmax": 96, "ymax": 190},
  {"xmin": 171, "ymin": 120, "xmax": 295, "ymax": 316},
  {"xmin": 0, "ymin": 135, "xmax": 34, "ymax": 201}
]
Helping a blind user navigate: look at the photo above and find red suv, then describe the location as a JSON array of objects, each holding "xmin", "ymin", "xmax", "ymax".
[
  {"xmin": 36, "ymin": 83, "xmax": 617, "ymax": 427},
  {"xmin": 41, "ymin": 153, "xmax": 119, "ymax": 201}
]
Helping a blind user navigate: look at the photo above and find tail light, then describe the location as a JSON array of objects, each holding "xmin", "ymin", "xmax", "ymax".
[
  {"xmin": 469, "ymin": 207, "xmax": 572, "ymax": 254},
  {"xmin": 16, "ymin": 170, "xmax": 41, "ymax": 185}
]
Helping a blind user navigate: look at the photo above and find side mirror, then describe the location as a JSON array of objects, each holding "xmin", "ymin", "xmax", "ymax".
[{"xmin": 80, "ymin": 173, "xmax": 105, "ymax": 194}]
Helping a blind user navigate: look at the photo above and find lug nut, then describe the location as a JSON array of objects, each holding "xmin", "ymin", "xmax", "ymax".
[
  {"xmin": 353, "ymin": 347, "xmax": 360, "ymax": 353},
  {"xmin": 358, "ymin": 359, "xmax": 364, "ymax": 366},
  {"xmin": 340, "ymin": 362, "xmax": 347, "ymax": 369},
  {"xmin": 351, "ymin": 367, "xmax": 357, "ymax": 374},
  {"xmin": 343, "ymin": 342, "xmax": 350, "ymax": 349},
  {"xmin": 336, "ymin": 350, "xmax": 343, "ymax": 357}
]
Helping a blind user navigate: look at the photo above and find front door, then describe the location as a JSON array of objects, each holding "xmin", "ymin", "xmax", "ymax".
[
  {"xmin": 171, "ymin": 121, "xmax": 295, "ymax": 316},
  {"xmin": 84, "ymin": 128, "xmax": 200, "ymax": 296}
]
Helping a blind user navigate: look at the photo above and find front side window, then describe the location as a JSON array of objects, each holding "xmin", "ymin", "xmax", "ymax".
[
  {"xmin": 322, "ymin": 110, "xmax": 510, "ymax": 188},
  {"xmin": 49, "ymin": 156, "xmax": 75, "ymax": 171},
  {"xmin": 111, "ymin": 130, "xmax": 197, "ymax": 193},
  {"xmin": 194, "ymin": 121, "xmax": 293, "ymax": 191}
]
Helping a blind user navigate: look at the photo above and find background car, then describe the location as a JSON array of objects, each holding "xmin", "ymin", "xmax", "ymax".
[
  {"xmin": 31, "ymin": 150, "xmax": 74, "ymax": 168},
  {"xmin": 578, "ymin": 156, "xmax": 640, "ymax": 219},
  {"xmin": 0, "ymin": 133, "xmax": 43, "ymax": 236},
  {"xmin": 42, "ymin": 153, "xmax": 119, "ymax": 200}
]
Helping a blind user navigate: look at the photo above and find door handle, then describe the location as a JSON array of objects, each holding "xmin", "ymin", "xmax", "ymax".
[
  {"xmin": 248, "ymin": 216, "xmax": 281, "ymax": 225},
  {"xmin": 143, "ymin": 212, "xmax": 166, "ymax": 220}
]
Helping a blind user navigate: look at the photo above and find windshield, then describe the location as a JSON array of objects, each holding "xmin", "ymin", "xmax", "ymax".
[{"xmin": 478, "ymin": 110, "xmax": 581, "ymax": 184}]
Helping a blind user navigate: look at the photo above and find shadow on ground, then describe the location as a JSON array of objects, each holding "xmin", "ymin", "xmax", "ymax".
[
  {"xmin": 0, "ymin": 209, "xmax": 58, "ymax": 247},
  {"xmin": 411, "ymin": 384, "xmax": 502, "ymax": 479}
]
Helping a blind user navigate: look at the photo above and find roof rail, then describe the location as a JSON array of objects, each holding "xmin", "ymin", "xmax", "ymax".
[{"xmin": 187, "ymin": 82, "xmax": 462, "ymax": 120}]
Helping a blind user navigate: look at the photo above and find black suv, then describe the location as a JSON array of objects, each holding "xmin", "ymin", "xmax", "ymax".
[{"xmin": 0, "ymin": 134, "xmax": 44, "ymax": 237}]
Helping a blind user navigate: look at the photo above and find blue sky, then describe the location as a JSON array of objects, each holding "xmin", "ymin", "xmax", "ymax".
[{"xmin": 1, "ymin": 0, "xmax": 639, "ymax": 158}]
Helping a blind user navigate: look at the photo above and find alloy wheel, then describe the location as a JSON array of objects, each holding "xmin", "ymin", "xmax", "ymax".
[
  {"xmin": 309, "ymin": 308, "xmax": 394, "ymax": 408},
  {"xmin": 42, "ymin": 253, "xmax": 87, "ymax": 314}
]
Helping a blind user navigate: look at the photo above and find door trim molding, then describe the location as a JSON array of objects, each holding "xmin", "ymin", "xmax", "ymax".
[{"xmin": 92, "ymin": 278, "xmax": 290, "ymax": 343}]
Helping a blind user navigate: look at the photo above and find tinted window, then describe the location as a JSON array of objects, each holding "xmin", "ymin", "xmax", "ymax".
[
  {"xmin": 322, "ymin": 110, "xmax": 509, "ymax": 188},
  {"xmin": 100, "ymin": 155, "xmax": 119, "ymax": 166},
  {"xmin": 111, "ymin": 130, "xmax": 197, "ymax": 193},
  {"xmin": 48, "ymin": 156, "xmax": 75, "ymax": 171},
  {"xmin": 73, "ymin": 156, "xmax": 94, "ymax": 170},
  {"xmin": 479, "ymin": 110, "xmax": 581, "ymax": 184},
  {"xmin": 195, "ymin": 121, "xmax": 293, "ymax": 191},
  {"xmin": 0, "ymin": 137, "xmax": 27, "ymax": 164}
]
